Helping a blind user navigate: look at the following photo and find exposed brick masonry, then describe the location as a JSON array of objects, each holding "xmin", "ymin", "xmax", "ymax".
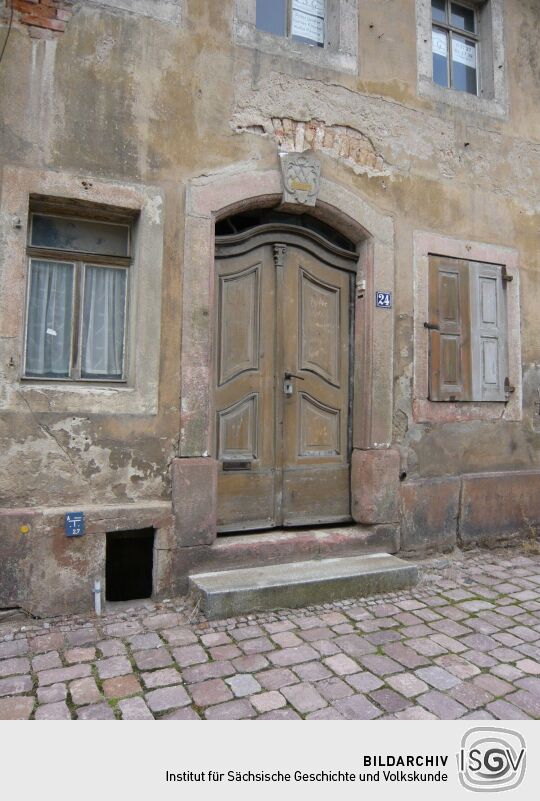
[
  {"xmin": 7, "ymin": 0, "xmax": 74, "ymax": 39},
  {"xmin": 233, "ymin": 116, "xmax": 389, "ymax": 176}
]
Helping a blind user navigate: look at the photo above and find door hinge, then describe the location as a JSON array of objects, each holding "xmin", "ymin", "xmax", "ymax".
[{"xmin": 502, "ymin": 266, "xmax": 513, "ymax": 283}]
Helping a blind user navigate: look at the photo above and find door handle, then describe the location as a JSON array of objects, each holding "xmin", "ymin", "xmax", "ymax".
[
  {"xmin": 283, "ymin": 372, "xmax": 304, "ymax": 396},
  {"xmin": 284, "ymin": 372, "xmax": 305, "ymax": 381}
]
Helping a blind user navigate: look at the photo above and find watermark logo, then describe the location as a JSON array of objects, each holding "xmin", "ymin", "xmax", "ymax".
[{"xmin": 458, "ymin": 728, "xmax": 526, "ymax": 793}]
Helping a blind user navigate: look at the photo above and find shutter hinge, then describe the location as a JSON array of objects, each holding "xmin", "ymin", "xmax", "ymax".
[
  {"xmin": 424, "ymin": 322, "xmax": 440, "ymax": 330},
  {"xmin": 502, "ymin": 267, "xmax": 513, "ymax": 283},
  {"xmin": 504, "ymin": 377, "xmax": 515, "ymax": 396}
]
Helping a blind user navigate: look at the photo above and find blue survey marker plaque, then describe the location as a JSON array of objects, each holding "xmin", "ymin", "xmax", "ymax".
[
  {"xmin": 376, "ymin": 291, "xmax": 392, "ymax": 309},
  {"xmin": 65, "ymin": 512, "xmax": 84, "ymax": 537}
]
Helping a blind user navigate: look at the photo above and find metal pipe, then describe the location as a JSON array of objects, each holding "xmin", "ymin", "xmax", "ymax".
[{"xmin": 93, "ymin": 578, "xmax": 102, "ymax": 616}]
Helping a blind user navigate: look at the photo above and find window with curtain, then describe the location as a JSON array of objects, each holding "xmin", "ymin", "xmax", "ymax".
[
  {"xmin": 256, "ymin": 0, "xmax": 326, "ymax": 48},
  {"xmin": 24, "ymin": 212, "xmax": 131, "ymax": 382},
  {"xmin": 431, "ymin": 0, "xmax": 480, "ymax": 95}
]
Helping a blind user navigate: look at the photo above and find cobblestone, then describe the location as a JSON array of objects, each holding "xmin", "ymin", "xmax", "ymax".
[
  {"xmin": 37, "ymin": 683, "xmax": 66, "ymax": 704},
  {"xmin": 189, "ymin": 678, "xmax": 233, "ymax": 707},
  {"xmin": 69, "ymin": 677, "xmax": 101, "ymax": 706},
  {"xmin": 281, "ymin": 682, "xmax": 327, "ymax": 714},
  {"xmin": 77, "ymin": 702, "xmax": 115, "ymax": 720},
  {"xmin": 95, "ymin": 656, "xmax": 132, "ymax": 680},
  {"xmin": 103, "ymin": 674, "xmax": 141, "ymax": 699},
  {"xmin": 250, "ymin": 691, "xmax": 286, "ymax": 713},
  {"xmin": 119, "ymin": 697, "xmax": 154, "ymax": 720},
  {"xmin": 35, "ymin": 701, "xmax": 71, "ymax": 720},
  {"xmin": 145, "ymin": 685, "xmax": 190, "ymax": 713},
  {"xmin": 0, "ymin": 546, "xmax": 538, "ymax": 720},
  {"xmin": 0, "ymin": 657, "xmax": 30, "ymax": 677},
  {"xmin": 205, "ymin": 699, "xmax": 255, "ymax": 719},
  {"xmin": 133, "ymin": 648, "xmax": 173, "ymax": 671},
  {"xmin": 0, "ymin": 696, "xmax": 34, "ymax": 719},
  {"xmin": 226, "ymin": 674, "xmax": 261, "ymax": 697}
]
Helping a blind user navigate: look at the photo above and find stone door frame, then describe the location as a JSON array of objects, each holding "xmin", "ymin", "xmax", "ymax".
[{"xmin": 174, "ymin": 166, "xmax": 397, "ymax": 548}]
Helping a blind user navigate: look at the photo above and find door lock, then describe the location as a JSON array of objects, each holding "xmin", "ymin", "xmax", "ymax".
[{"xmin": 283, "ymin": 371, "xmax": 304, "ymax": 396}]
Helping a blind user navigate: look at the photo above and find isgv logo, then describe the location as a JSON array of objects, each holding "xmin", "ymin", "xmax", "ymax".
[{"xmin": 457, "ymin": 727, "xmax": 526, "ymax": 793}]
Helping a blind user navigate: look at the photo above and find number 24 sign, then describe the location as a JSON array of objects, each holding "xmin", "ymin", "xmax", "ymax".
[{"xmin": 376, "ymin": 291, "xmax": 392, "ymax": 309}]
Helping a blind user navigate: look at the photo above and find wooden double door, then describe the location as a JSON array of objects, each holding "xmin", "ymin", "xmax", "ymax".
[{"xmin": 214, "ymin": 225, "xmax": 357, "ymax": 532}]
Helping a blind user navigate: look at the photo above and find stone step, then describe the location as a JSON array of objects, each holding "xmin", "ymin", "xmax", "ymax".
[
  {"xmin": 213, "ymin": 523, "xmax": 398, "ymax": 565},
  {"xmin": 190, "ymin": 553, "xmax": 418, "ymax": 620}
]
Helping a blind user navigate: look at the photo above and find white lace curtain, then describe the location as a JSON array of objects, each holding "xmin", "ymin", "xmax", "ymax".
[
  {"xmin": 26, "ymin": 260, "xmax": 74, "ymax": 377},
  {"xmin": 82, "ymin": 266, "xmax": 126, "ymax": 378}
]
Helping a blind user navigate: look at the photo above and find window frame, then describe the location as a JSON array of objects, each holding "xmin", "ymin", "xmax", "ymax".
[
  {"xmin": 412, "ymin": 231, "xmax": 521, "ymax": 424},
  {"xmin": 431, "ymin": 1, "xmax": 480, "ymax": 95},
  {"xmin": 427, "ymin": 254, "xmax": 509, "ymax": 403},
  {"xmin": 235, "ymin": 0, "xmax": 358, "ymax": 75},
  {"xmin": 415, "ymin": 0, "xmax": 507, "ymax": 117},
  {"xmin": 256, "ymin": 0, "xmax": 326, "ymax": 48},
  {"xmin": 23, "ymin": 212, "xmax": 132, "ymax": 384}
]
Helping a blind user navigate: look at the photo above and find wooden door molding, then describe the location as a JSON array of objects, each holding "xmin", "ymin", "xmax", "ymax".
[
  {"xmin": 174, "ymin": 166, "xmax": 396, "ymax": 548},
  {"xmin": 215, "ymin": 229, "xmax": 354, "ymax": 532}
]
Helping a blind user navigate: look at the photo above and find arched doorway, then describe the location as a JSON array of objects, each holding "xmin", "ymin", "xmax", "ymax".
[
  {"xmin": 174, "ymin": 166, "xmax": 397, "ymax": 559},
  {"xmin": 214, "ymin": 212, "xmax": 358, "ymax": 532}
]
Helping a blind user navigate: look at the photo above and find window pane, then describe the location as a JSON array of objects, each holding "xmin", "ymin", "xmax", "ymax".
[
  {"xmin": 256, "ymin": 0, "xmax": 286, "ymax": 36},
  {"xmin": 31, "ymin": 214, "xmax": 129, "ymax": 257},
  {"xmin": 81, "ymin": 266, "xmax": 127, "ymax": 379},
  {"xmin": 452, "ymin": 35, "xmax": 477, "ymax": 94},
  {"xmin": 451, "ymin": 3, "xmax": 475, "ymax": 32},
  {"xmin": 431, "ymin": 0, "xmax": 447, "ymax": 23},
  {"xmin": 291, "ymin": 0, "xmax": 325, "ymax": 47},
  {"xmin": 26, "ymin": 260, "xmax": 74, "ymax": 378},
  {"xmin": 432, "ymin": 28, "xmax": 449, "ymax": 87}
]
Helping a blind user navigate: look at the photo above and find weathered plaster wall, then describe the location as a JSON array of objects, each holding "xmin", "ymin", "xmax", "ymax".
[{"xmin": 1, "ymin": 0, "xmax": 540, "ymax": 610}]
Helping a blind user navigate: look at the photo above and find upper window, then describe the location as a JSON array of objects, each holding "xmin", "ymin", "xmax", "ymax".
[
  {"xmin": 235, "ymin": 0, "xmax": 358, "ymax": 74},
  {"xmin": 431, "ymin": 1, "xmax": 479, "ymax": 95},
  {"xmin": 416, "ymin": 0, "xmax": 507, "ymax": 116},
  {"xmin": 256, "ymin": 0, "xmax": 325, "ymax": 47},
  {"xmin": 24, "ymin": 212, "xmax": 131, "ymax": 382}
]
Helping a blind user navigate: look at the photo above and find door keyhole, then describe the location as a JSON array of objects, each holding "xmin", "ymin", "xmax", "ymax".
[{"xmin": 283, "ymin": 371, "xmax": 304, "ymax": 396}]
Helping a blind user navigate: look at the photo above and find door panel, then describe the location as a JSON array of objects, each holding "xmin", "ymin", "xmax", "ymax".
[
  {"xmin": 282, "ymin": 246, "xmax": 352, "ymax": 525},
  {"xmin": 217, "ymin": 393, "xmax": 259, "ymax": 461},
  {"xmin": 299, "ymin": 270, "xmax": 341, "ymax": 386},
  {"xmin": 215, "ymin": 246, "xmax": 276, "ymax": 530},
  {"xmin": 298, "ymin": 393, "xmax": 340, "ymax": 457},
  {"xmin": 215, "ymin": 230, "xmax": 353, "ymax": 532},
  {"xmin": 218, "ymin": 265, "xmax": 260, "ymax": 384}
]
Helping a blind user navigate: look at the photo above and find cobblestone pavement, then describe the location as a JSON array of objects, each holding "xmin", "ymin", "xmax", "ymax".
[{"xmin": 1, "ymin": 546, "xmax": 540, "ymax": 720}]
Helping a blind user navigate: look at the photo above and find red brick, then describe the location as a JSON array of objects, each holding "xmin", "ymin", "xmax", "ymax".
[
  {"xmin": 20, "ymin": 14, "xmax": 66, "ymax": 31},
  {"xmin": 18, "ymin": 1, "xmax": 56, "ymax": 18},
  {"xmin": 12, "ymin": 0, "xmax": 39, "ymax": 9}
]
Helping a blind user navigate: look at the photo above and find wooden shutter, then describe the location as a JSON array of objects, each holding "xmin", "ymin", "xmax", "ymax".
[
  {"xmin": 469, "ymin": 262, "xmax": 508, "ymax": 401},
  {"xmin": 428, "ymin": 256, "xmax": 472, "ymax": 401}
]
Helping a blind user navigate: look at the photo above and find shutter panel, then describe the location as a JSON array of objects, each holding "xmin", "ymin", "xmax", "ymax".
[
  {"xmin": 428, "ymin": 256, "xmax": 472, "ymax": 401},
  {"xmin": 469, "ymin": 262, "xmax": 508, "ymax": 401}
]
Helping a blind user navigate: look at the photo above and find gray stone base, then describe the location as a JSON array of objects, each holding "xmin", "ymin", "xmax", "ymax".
[{"xmin": 189, "ymin": 553, "xmax": 418, "ymax": 619}]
